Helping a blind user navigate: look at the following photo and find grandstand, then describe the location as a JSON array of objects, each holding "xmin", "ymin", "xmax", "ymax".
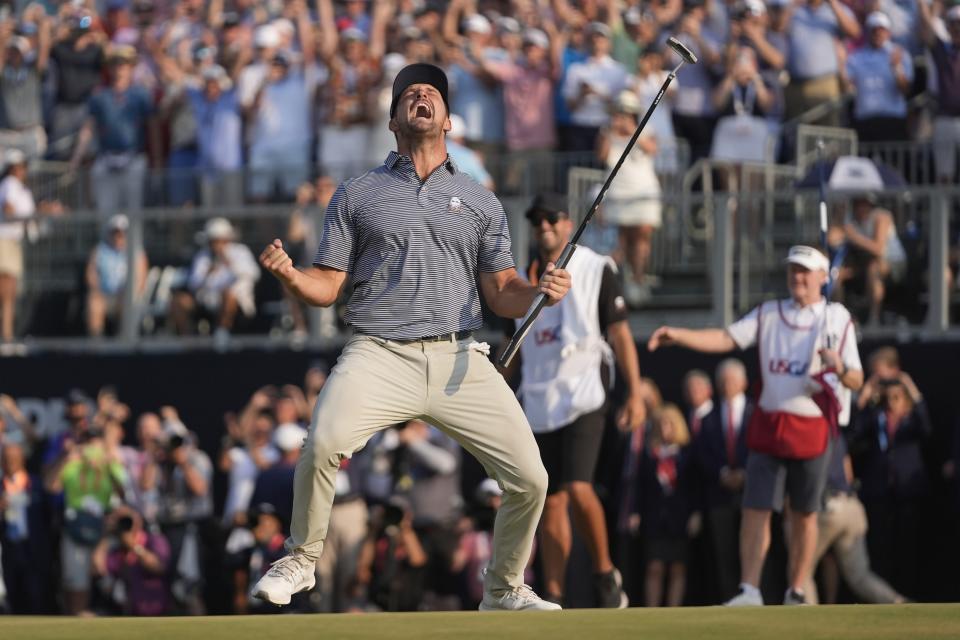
[{"xmin": 0, "ymin": 0, "xmax": 959, "ymax": 624}]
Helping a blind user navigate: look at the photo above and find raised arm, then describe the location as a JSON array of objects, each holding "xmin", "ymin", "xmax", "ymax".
[
  {"xmin": 316, "ymin": 0, "xmax": 338, "ymax": 62},
  {"xmin": 295, "ymin": 0, "xmax": 316, "ymax": 66},
  {"xmin": 917, "ymin": 0, "xmax": 937, "ymax": 47},
  {"xmin": 259, "ymin": 239, "xmax": 348, "ymax": 308},
  {"xmin": 37, "ymin": 16, "xmax": 52, "ymax": 72},
  {"xmin": 828, "ymin": 0, "xmax": 861, "ymax": 40}
]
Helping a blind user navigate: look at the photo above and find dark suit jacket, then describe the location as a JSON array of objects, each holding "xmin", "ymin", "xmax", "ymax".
[
  {"xmin": 696, "ymin": 399, "xmax": 753, "ymax": 510},
  {"xmin": 639, "ymin": 444, "xmax": 696, "ymax": 539},
  {"xmin": 851, "ymin": 400, "xmax": 932, "ymax": 501}
]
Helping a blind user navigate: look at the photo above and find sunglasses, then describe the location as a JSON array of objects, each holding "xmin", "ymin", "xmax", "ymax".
[{"xmin": 527, "ymin": 210, "xmax": 567, "ymax": 226}]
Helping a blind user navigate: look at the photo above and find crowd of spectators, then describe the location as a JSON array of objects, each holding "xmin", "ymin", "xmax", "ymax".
[
  {"xmin": 0, "ymin": 0, "xmax": 940, "ymax": 192},
  {"xmin": 1, "ymin": 0, "xmax": 960, "ymax": 340},
  {"xmin": 0, "ymin": 343, "xmax": 957, "ymax": 615}
]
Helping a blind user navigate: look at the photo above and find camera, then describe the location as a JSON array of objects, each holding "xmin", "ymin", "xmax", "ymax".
[
  {"xmin": 167, "ymin": 434, "xmax": 186, "ymax": 451},
  {"xmin": 116, "ymin": 516, "xmax": 135, "ymax": 533},
  {"xmin": 383, "ymin": 503, "xmax": 405, "ymax": 528}
]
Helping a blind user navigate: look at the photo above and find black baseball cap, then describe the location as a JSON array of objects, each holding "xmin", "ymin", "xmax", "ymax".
[
  {"xmin": 525, "ymin": 192, "xmax": 569, "ymax": 221},
  {"xmin": 389, "ymin": 63, "xmax": 449, "ymax": 118}
]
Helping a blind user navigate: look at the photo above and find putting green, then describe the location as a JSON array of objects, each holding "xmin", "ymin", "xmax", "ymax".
[{"xmin": 1, "ymin": 604, "xmax": 958, "ymax": 640}]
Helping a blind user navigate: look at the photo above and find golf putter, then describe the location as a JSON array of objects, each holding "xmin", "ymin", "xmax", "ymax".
[{"xmin": 499, "ymin": 37, "xmax": 698, "ymax": 367}]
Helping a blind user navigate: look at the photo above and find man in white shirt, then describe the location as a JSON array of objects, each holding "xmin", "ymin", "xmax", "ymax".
[
  {"xmin": 698, "ymin": 358, "xmax": 753, "ymax": 602},
  {"xmin": 683, "ymin": 369, "xmax": 714, "ymax": 439},
  {"xmin": 648, "ymin": 245, "xmax": 863, "ymax": 606},
  {"xmin": 170, "ymin": 217, "xmax": 260, "ymax": 344},
  {"xmin": 562, "ymin": 23, "xmax": 630, "ymax": 152}
]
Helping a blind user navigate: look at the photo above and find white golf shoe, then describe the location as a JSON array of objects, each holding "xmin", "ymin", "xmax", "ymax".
[
  {"xmin": 252, "ymin": 553, "xmax": 316, "ymax": 606},
  {"xmin": 480, "ymin": 584, "xmax": 563, "ymax": 611},
  {"xmin": 724, "ymin": 585, "xmax": 764, "ymax": 607}
]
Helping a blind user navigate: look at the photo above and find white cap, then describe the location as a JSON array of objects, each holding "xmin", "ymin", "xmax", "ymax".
[
  {"xmin": 785, "ymin": 245, "xmax": 830, "ymax": 272},
  {"xmin": 497, "ymin": 16, "xmax": 521, "ymax": 34},
  {"xmin": 272, "ymin": 18, "xmax": 295, "ymax": 37},
  {"xmin": 4, "ymin": 148, "xmax": 26, "ymax": 167},
  {"xmin": 254, "ymin": 24, "xmax": 280, "ymax": 49},
  {"xmin": 341, "ymin": 26, "xmax": 367, "ymax": 42},
  {"xmin": 162, "ymin": 419, "xmax": 188, "ymax": 439},
  {"xmin": 274, "ymin": 422, "xmax": 307, "ymax": 452},
  {"xmin": 475, "ymin": 478, "xmax": 503, "ymax": 501},
  {"xmin": 589, "ymin": 22, "xmax": 612, "ymax": 38},
  {"xmin": 382, "ymin": 52, "xmax": 407, "ymax": 78},
  {"xmin": 865, "ymin": 11, "xmax": 891, "ymax": 30},
  {"xmin": 463, "ymin": 13, "xmax": 492, "ymax": 35},
  {"xmin": 203, "ymin": 217, "xmax": 235, "ymax": 241},
  {"xmin": 624, "ymin": 6, "xmax": 643, "ymax": 24},
  {"xmin": 744, "ymin": 0, "xmax": 767, "ymax": 16},
  {"xmin": 448, "ymin": 113, "xmax": 466, "ymax": 140},
  {"xmin": 108, "ymin": 213, "xmax": 129, "ymax": 231},
  {"xmin": 947, "ymin": 5, "xmax": 960, "ymax": 22},
  {"xmin": 7, "ymin": 36, "xmax": 30, "ymax": 55},
  {"xmin": 522, "ymin": 28, "xmax": 549, "ymax": 49},
  {"xmin": 202, "ymin": 64, "xmax": 232, "ymax": 90},
  {"xmin": 612, "ymin": 90, "xmax": 642, "ymax": 115}
]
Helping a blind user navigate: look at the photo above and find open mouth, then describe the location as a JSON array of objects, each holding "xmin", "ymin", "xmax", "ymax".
[{"xmin": 413, "ymin": 100, "xmax": 433, "ymax": 119}]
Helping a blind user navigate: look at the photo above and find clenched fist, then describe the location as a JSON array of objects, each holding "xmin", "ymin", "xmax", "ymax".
[{"xmin": 259, "ymin": 239, "xmax": 297, "ymax": 284}]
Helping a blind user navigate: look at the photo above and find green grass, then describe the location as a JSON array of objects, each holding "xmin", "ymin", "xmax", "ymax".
[{"xmin": 1, "ymin": 604, "xmax": 958, "ymax": 640}]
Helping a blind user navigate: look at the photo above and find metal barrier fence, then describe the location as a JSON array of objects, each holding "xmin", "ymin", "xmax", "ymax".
[{"xmin": 9, "ymin": 145, "xmax": 960, "ymax": 351}]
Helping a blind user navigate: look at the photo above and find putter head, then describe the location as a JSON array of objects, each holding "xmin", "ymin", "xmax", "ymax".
[{"xmin": 667, "ymin": 36, "xmax": 698, "ymax": 64}]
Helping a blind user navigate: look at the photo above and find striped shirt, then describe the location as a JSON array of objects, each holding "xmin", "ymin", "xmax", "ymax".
[{"xmin": 313, "ymin": 151, "xmax": 515, "ymax": 340}]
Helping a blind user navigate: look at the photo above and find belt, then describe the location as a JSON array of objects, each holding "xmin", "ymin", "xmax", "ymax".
[{"xmin": 392, "ymin": 330, "xmax": 473, "ymax": 344}]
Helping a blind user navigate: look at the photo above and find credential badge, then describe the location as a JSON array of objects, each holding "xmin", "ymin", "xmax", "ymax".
[{"xmin": 448, "ymin": 196, "xmax": 462, "ymax": 213}]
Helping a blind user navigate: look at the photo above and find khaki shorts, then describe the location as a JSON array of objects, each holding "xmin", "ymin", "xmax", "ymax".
[
  {"xmin": 0, "ymin": 238, "xmax": 23, "ymax": 280},
  {"xmin": 61, "ymin": 534, "xmax": 94, "ymax": 591}
]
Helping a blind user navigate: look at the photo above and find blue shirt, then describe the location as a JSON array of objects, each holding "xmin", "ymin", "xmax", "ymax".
[
  {"xmin": 847, "ymin": 43, "xmax": 913, "ymax": 119},
  {"xmin": 94, "ymin": 240, "xmax": 128, "ymax": 296},
  {"xmin": 555, "ymin": 47, "xmax": 589, "ymax": 127},
  {"xmin": 667, "ymin": 31, "xmax": 723, "ymax": 117},
  {"xmin": 313, "ymin": 152, "xmax": 515, "ymax": 340},
  {"xmin": 88, "ymin": 85, "xmax": 154, "ymax": 153},
  {"xmin": 788, "ymin": 3, "xmax": 853, "ymax": 80},
  {"xmin": 187, "ymin": 88, "xmax": 242, "ymax": 172},
  {"xmin": 446, "ymin": 140, "xmax": 492, "ymax": 187},
  {"xmin": 448, "ymin": 49, "xmax": 509, "ymax": 143}
]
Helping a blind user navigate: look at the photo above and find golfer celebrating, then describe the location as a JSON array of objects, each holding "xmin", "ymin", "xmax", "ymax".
[
  {"xmin": 648, "ymin": 245, "xmax": 863, "ymax": 606},
  {"xmin": 254, "ymin": 63, "xmax": 570, "ymax": 611}
]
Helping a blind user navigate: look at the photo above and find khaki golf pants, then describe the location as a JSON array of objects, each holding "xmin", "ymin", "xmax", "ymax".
[
  {"xmin": 803, "ymin": 492, "xmax": 902, "ymax": 604},
  {"xmin": 286, "ymin": 334, "xmax": 548, "ymax": 593}
]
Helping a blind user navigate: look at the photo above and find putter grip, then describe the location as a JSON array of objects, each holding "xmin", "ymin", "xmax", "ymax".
[{"xmin": 498, "ymin": 244, "xmax": 577, "ymax": 367}]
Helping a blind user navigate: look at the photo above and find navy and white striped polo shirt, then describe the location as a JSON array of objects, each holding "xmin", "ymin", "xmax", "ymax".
[{"xmin": 313, "ymin": 151, "xmax": 515, "ymax": 340}]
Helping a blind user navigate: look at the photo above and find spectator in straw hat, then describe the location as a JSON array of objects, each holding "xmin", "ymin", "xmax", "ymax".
[{"xmin": 169, "ymin": 217, "xmax": 260, "ymax": 343}]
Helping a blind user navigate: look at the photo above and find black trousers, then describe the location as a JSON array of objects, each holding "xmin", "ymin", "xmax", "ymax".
[{"xmin": 707, "ymin": 504, "xmax": 742, "ymax": 602}]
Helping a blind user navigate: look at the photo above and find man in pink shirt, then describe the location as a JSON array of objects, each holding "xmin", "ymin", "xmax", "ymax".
[{"xmin": 485, "ymin": 28, "xmax": 559, "ymax": 192}]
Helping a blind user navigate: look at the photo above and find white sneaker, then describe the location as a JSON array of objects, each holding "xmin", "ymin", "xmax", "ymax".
[
  {"xmin": 479, "ymin": 584, "xmax": 563, "ymax": 611},
  {"xmin": 252, "ymin": 553, "xmax": 316, "ymax": 606},
  {"xmin": 724, "ymin": 585, "xmax": 764, "ymax": 607}
]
